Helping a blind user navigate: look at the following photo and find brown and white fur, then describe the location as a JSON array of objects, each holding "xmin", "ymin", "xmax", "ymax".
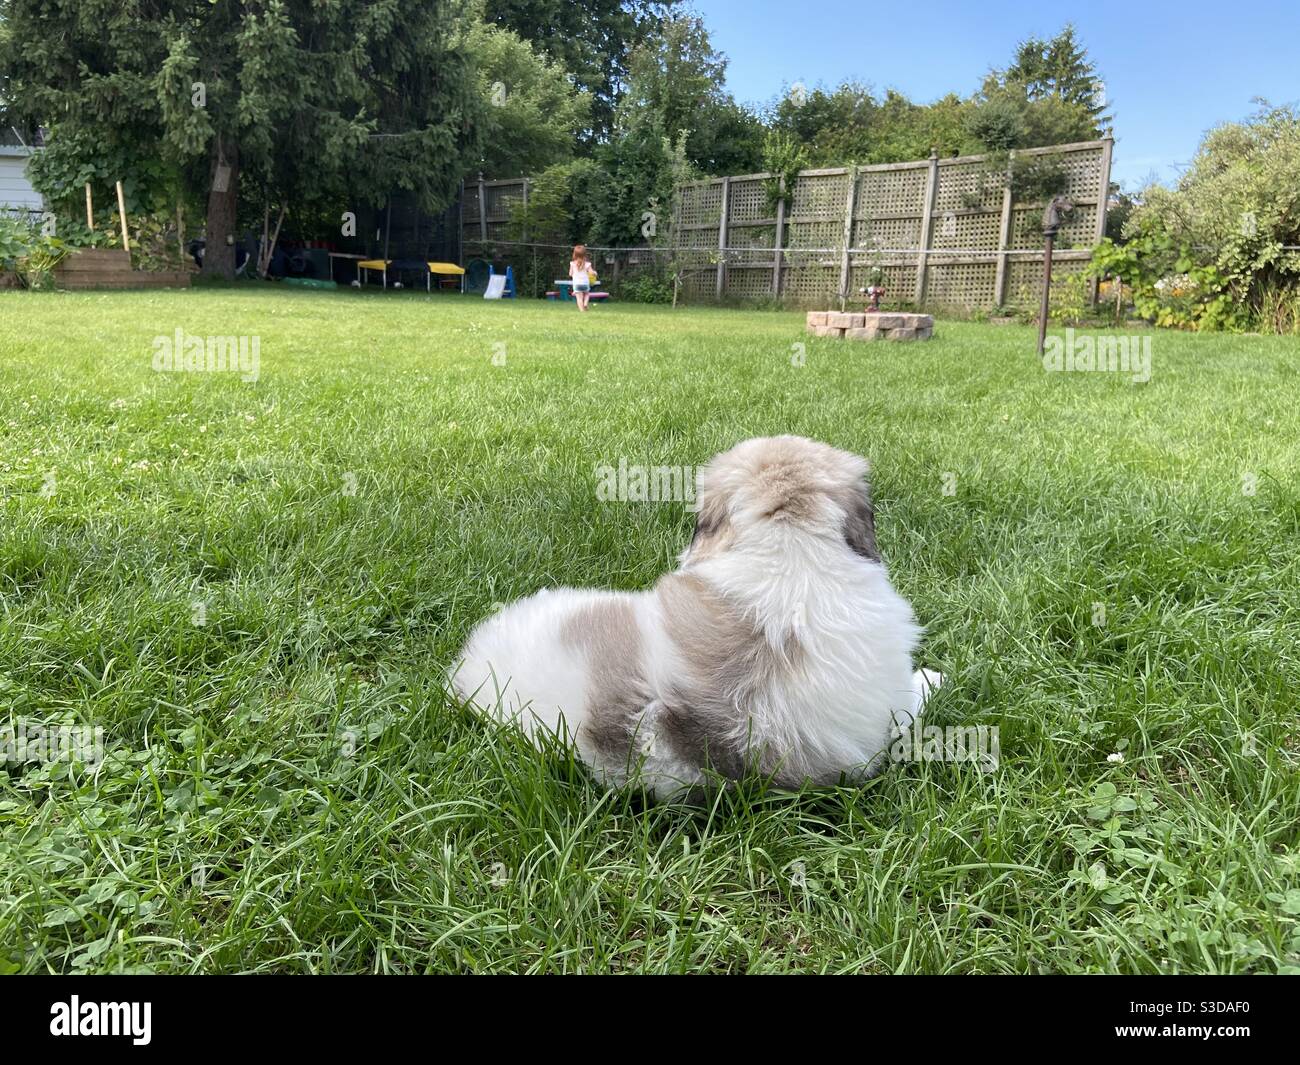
[{"xmin": 453, "ymin": 436, "xmax": 942, "ymax": 799}]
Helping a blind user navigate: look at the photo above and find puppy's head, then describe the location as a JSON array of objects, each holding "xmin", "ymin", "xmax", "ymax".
[{"xmin": 684, "ymin": 436, "xmax": 880, "ymax": 564}]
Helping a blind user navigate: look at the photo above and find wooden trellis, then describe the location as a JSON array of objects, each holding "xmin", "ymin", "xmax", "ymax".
[{"xmin": 461, "ymin": 138, "xmax": 1112, "ymax": 311}]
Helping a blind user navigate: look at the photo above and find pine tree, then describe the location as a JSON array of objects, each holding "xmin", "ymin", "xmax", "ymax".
[{"xmin": 1005, "ymin": 24, "xmax": 1108, "ymax": 128}]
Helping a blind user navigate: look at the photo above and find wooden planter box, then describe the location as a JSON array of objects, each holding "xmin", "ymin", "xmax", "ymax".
[{"xmin": 54, "ymin": 248, "xmax": 192, "ymax": 290}]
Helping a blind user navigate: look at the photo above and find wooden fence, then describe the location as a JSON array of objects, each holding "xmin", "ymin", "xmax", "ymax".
[
  {"xmin": 461, "ymin": 176, "xmax": 529, "ymax": 248},
  {"xmin": 461, "ymin": 138, "xmax": 1112, "ymax": 310}
]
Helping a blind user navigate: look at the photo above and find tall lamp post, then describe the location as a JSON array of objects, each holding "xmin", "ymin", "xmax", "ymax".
[{"xmin": 1037, "ymin": 195, "xmax": 1074, "ymax": 356}]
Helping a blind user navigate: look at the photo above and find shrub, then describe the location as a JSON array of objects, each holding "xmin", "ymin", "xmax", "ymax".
[
  {"xmin": 618, "ymin": 271, "xmax": 675, "ymax": 304},
  {"xmin": 1048, "ymin": 269, "xmax": 1092, "ymax": 325},
  {"xmin": 1090, "ymin": 231, "xmax": 1245, "ymax": 332},
  {"xmin": 1096, "ymin": 103, "xmax": 1300, "ymax": 333},
  {"xmin": 0, "ymin": 216, "xmax": 72, "ymax": 289}
]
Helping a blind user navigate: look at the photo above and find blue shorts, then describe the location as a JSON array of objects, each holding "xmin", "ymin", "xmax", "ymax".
[{"xmin": 574, "ymin": 283, "xmax": 590, "ymax": 293}]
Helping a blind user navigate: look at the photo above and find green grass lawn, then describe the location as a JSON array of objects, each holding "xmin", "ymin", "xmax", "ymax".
[{"xmin": 1, "ymin": 287, "xmax": 1298, "ymax": 974}]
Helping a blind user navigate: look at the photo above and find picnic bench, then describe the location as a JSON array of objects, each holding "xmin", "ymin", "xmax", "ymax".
[
  {"xmin": 356, "ymin": 259, "xmax": 466, "ymax": 292},
  {"xmin": 547, "ymin": 279, "xmax": 610, "ymax": 302}
]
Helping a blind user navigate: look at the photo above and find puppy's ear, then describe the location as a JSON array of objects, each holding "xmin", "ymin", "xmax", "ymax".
[
  {"xmin": 842, "ymin": 482, "xmax": 881, "ymax": 562},
  {"xmin": 690, "ymin": 495, "xmax": 724, "ymax": 547},
  {"xmin": 685, "ymin": 493, "xmax": 729, "ymax": 560}
]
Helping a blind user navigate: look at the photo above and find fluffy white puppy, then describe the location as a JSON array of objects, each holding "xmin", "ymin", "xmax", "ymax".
[{"xmin": 453, "ymin": 436, "xmax": 941, "ymax": 799}]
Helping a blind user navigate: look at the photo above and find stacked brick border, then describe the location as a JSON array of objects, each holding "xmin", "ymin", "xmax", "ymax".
[{"xmin": 806, "ymin": 311, "xmax": 934, "ymax": 341}]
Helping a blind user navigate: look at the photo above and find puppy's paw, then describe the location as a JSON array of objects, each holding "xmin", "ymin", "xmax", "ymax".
[
  {"xmin": 917, "ymin": 668, "xmax": 943, "ymax": 699},
  {"xmin": 904, "ymin": 668, "xmax": 942, "ymax": 722}
]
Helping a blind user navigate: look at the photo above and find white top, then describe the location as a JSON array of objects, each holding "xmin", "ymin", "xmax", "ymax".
[{"xmin": 569, "ymin": 261, "xmax": 593, "ymax": 285}]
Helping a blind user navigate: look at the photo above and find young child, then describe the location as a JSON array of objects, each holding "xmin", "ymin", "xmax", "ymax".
[{"xmin": 569, "ymin": 244, "xmax": 597, "ymax": 312}]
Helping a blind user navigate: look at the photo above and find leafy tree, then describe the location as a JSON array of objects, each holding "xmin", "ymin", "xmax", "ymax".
[
  {"xmin": 3, "ymin": 0, "xmax": 483, "ymax": 279},
  {"xmin": 619, "ymin": 14, "xmax": 723, "ymax": 145},
  {"xmin": 590, "ymin": 120, "xmax": 690, "ymax": 247},
  {"xmin": 768, "ymin": 83, "xmax": 878, "ymax": 166},
  {"xmin": 964, "ymin": 91, "xmax": 1026, "ymax": 152},
  {"xmin": 4, "ymin": 1, "xmax": 182, "ymax": 224},
  {"xmin": 690, "ymin": 99, "xmax": 765, "ymax": 176},
  {"xmin": 510, "ymin": 158, "xmax": 601, "ymax": 246},
  {"xmin": 768, "ymin": 83, "xmax": 972, "ymax": 167},
  {"xmin": 466, "ymin": 21, "xmax": 593, "ymax": 177},
  {"xmin": 588, "ymin": 12, "xmax": 758, "ymax": 244},
  {"xmin": 760, "ymin": 130, "xmax": 807, "ymax": 213},
  {"xmin": 483, "ymin": 0, "xmax": 678, "ymax": 142},
  {"xmin": 867, "ymin": 91, "xmax": 971, "ymax": 163},
  {"xmin": 1104, "ymin": 187, "xmax": 1138, "ymax": 243},
  {"xmin": 615, "ymin": 12, "xmax": 760, "ymax": 174}
]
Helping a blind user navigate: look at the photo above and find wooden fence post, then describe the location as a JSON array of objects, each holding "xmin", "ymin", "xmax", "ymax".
[
  {"xmin": 521, "ymin": 178, "xmax": 531, "ymax": 297},
  {"xmin": 716, "ymin": 177, "xmax": 730, "ymax": 301},
  {"xmin": 115, "ymin": 180, "xmax": 130, "ymax": 253},
  {"xmin": 913, "ymin": 151, "xmax": 939, "ymax": 305},
  {"xmin": 477, "ymin": 173, "xmax": 488, "ymax": 244},
  {"xmin": 993, "ymin": 150, "xmax": 1015, "ymax": 308},
  {"xmin": 838, "ymin": 166, "xmax": 858, "ymax": 311},
  {"xmin": 521, "ymin": 178, "xmax": 529, "ymax": 252},
  {"xmin": 771, "ymin": 178, "xmax": 786, "ymax": 298},
  {"xmin": 1089, "ymin": 136, "xmax": 1114, "ymax": 305}
]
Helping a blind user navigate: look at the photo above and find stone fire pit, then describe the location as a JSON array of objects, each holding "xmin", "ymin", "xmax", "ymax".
[{"xmin": 806, "ymin": 311, "xmax": 934, "ymax": 341}]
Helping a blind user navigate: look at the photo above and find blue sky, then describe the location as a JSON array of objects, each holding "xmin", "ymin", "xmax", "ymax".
[{"xmin": 691, "ymin": 0, "xmax": 1300, "ymax": 189}]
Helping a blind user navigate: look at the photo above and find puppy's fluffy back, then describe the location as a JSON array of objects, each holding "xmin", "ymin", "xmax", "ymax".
[{"xmin": 454, "ymin": 435, "xmax": 924, "ymax": 798}]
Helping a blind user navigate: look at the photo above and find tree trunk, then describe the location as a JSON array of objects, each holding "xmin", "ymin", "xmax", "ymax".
[{"xmin": 201, "ymin": 135, "xmax": 240, "ymax": 281}]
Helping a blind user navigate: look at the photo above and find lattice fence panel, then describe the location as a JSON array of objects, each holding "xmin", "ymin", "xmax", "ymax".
[
  {"xmin": 1057, "ymin": 150, "xmax": 1106, "ymax": 202},
  {"xmin": 678, "ymin": 181, "xmax": 723, "ymax": 228},
  {"xmin": 485, "ymin": 184, "xmax": 524, "ymax": 217},
  {"xmin": 785, "ymin": 219, "xmax": 841, "ymax": 252},
  {"xmin": 679, "ymin": 250, "xmax": 716, "ymax": 301},
  {"xmin": 856, "ymin": 167, "xmax": 928, "ymax": 217},
  {"xmin": 1059, "ymin": 202, "xmax": 1101, "ymax": 248},
  {"xmin": 727, "ymin": 224, "xmax": 777, "ymax": 267},
  {"xmin": 1005, "ymin": 257, "xmax": 1092, "ymax": 308},
  {"xmin": 726, "ymin": 267, "xmax": 776, "ymax": 301},
  {"xmin": 784, "ymin": 169, "xmax": 851, "ymax": 283},
  {"xmin": 1009, "ymin": 203, "xmax": 1097, "ymax": 251},
  {"xmin": 790, "ymin": 171, "xmax": 851, "ymax": 220},
  {"xmin": 935, "ymin": 161, "xmax": 1003, "ymax": 213},
  {"xmin": 853, "ymin": 215, "xmax": 922, "ymax": 253},
  {"xmin": 780, "ymin": 261, "xmax": 840, "ymax": 305},
  {"xmin": 460, "ymin": 140, "xmax": 1108, "ymax": 309},
  {"xmin": 462, "ymin": 179, "xmax": 529, "ymax": 253},
  {"xmin": 925, "ymin": 261, "xmax": 999, "ymax": 308},
  {"xmin": 848, "ymin": 261, "xmax": 917, "ymax": 302},
  {"xmin": 728, "ymin": 178, "xmax": 771, "ymax": 224},
  {"xmin": 678, "ymin": 223, "xmax": 718, "ymax": 251},
  {"xmin": 930, "ymin": 210, "xmax": 1001, "ymax": 252}
]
